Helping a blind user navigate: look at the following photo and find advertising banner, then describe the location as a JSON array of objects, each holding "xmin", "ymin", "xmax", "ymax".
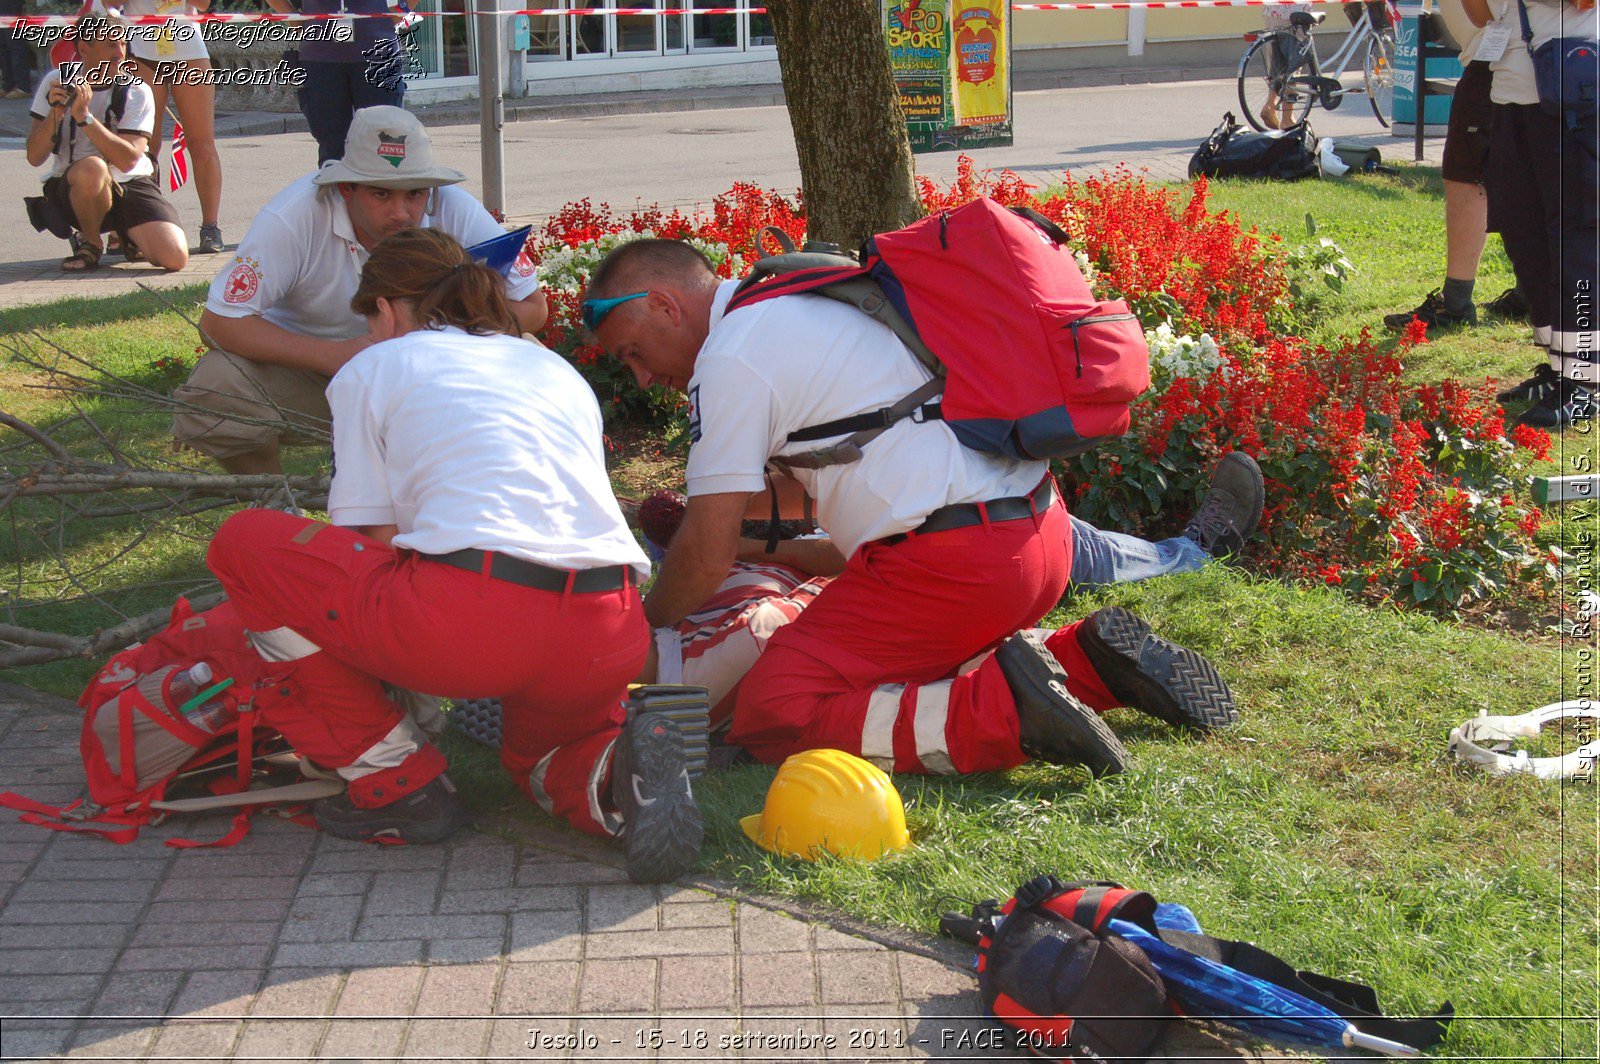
[{"xmin": 885, "ymin": 0, "xmax": 1013, "ymax": 153}]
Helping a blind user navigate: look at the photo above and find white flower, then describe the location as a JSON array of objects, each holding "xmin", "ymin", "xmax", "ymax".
[
  {"xmin": 1145, "ymin": 321, "xmax": 1222, "ymax": 386},
  {"xmin": 1073, "ymin": 249, "xmax": 1098, "ymax": 290}
]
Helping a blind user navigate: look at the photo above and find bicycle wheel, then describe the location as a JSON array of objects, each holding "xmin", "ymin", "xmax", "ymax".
[
  {"xmin": 1238, "ymin": 35, "xmax": 1315, "ymax": 133},
  {"xmin": 1364, "ymin": 30, "xmax": 1395, "ymax": 128}
]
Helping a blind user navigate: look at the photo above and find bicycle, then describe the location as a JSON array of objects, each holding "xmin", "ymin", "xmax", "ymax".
[{"xmin": 1237, "ymin": 1, "xmax": 1397, "ymax": 132}]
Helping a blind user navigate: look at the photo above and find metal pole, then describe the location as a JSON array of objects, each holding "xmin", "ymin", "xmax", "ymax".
[
  {"xmin": 1127, "ymin": 9, "xmax": 1147, "ymax": 57},
  {"xmin": 474, "ymin": 0, "xmax": 506, "ymax": 217}
]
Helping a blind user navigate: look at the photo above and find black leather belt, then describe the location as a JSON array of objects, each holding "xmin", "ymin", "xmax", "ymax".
[
  {"xmin": 880, "ymin": 476, "xmax": 1059, "ymax": 547},
  {"xmin": 424, "ymin": 549, "xmax": 632, "ymax": 593}
]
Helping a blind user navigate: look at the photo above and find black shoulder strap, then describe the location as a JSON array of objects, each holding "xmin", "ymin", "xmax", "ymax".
[
  {"xmin": 49, "ymin": 72, "xmax": 66, "ymax": 157},
  {"xmin": 1154, "ymin": 926, "xmax": 1454, "ymax": 1049},
  {"xmin": 106, "ymin": 77, "xmax": 132, "ymax": 129},
  {"xmin": 51, "ymin": 75, "xmax": 135, "ymax": 159},
  {"xmin": 1007, "ymin": 205, "xmax": 1072, "ymax": 246},
  {"xmin": 1067, "ymin": 884, "xmax": 1159, "ymax": 935},
  {"xmin": 769, "ymin": 377, "xmax": 943, "ymax": 472},
  {"xmin": 726, "ymin": 262, "xmax": 865, "ymax": 313}
]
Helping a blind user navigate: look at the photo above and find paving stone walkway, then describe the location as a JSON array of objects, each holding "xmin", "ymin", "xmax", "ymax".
[{"xmin": 0, "ymin": 687, "xmax": 1291, "ymax": 1063}]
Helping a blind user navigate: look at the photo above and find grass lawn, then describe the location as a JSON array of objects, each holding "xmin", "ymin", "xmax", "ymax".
[
  {"xmin": 1204, "ymin": 170, "xmax": 1532, "ymax": 385},
  {"xmin": 2, "ymin": 172, "xmax": 1595, "ymax": 1059}
]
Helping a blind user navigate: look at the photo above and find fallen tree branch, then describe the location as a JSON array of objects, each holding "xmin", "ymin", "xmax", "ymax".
[
  {"xmin": 0, "ymin": 412, "xmax": 73, "ymax": 464},
  {"xmin": 0, "ymin": 337, "xmax": 328, "ymax": 670},
  {"xmin": 0, "ymin": 590, "xmax": 228, "ymax": 668},
  {"xmin": 2, "ymin": 470, "xmax": 328, "ymax": 500}
]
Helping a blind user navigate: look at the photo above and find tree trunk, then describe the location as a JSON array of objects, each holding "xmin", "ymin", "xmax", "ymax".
[{"xmin": 767, "ymin": 0, "xmax": 924, "ymax": 253}]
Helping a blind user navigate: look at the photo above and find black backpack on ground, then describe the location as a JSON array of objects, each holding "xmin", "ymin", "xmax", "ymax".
[
  {"xmin": 1189, "ymin": 112, "xmax": 1320, "ymax": 181},
  {"xmin": 942, "ymin": 874, "xmax": 1454, "ymax": 1062}
]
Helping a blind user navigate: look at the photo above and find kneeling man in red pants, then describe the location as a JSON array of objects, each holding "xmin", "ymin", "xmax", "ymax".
[
  {"xmin": 586, "ymin": 240, "xmax": 1237, "ymax": 779},
  {"xmin": 208, "ymin": 230, "xmax": 699, "ymax": 882}
]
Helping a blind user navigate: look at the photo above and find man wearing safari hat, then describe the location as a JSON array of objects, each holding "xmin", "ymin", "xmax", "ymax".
[{"xmin": 174, "ymin": 106, "xmax": 548, "ymax": 475}]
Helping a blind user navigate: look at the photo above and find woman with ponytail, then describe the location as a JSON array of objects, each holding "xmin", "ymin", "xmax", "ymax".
[{"xmin": 205, "ymin": 229, "xmax": 703, "ymax": 883}]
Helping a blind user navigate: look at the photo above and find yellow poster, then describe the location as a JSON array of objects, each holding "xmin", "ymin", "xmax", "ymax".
[{"xmin": 951, "ymin": 1, "xmax": 1007, "ymax": 127}]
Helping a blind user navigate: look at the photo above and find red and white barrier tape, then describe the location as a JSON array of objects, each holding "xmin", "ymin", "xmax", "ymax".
[{"xmin": 2, "ymin": 0, "xmax": 1352, "ymax": 28}]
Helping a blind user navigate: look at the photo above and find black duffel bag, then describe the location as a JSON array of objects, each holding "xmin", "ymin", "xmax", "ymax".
[{"xmin": 1189, "ymin": 112, "xmax": 1320, "ymax": 182}]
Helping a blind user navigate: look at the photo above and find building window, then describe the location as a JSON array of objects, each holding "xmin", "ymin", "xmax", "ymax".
[
  {"xmin": 519, "ymin": 1, "xmax": 775, "ymax": 65},
  {"xmin": 748, "ymin": 10, "xmax": 775, "ymax": 47},
  {"xmin": 616, "ymin": 0, "xmax": 660, "ymax": 53},
  {"xmin": 525, "ymin": 14, "xmax": 563, "ymax": 59},
  {"xmin": 692, "ymin": 0, "xmax": 739, "ymax": 50},
  {"xmin": 409, "ymin": 0, "xmax": 477, "ymax": 79},
  {"xmin": 569, "ymin": 9, "xmax": 606, "ymax": 57},
  {"xmin": 664, "ymin": 9, "xmax": 686, "ymax": 53}
]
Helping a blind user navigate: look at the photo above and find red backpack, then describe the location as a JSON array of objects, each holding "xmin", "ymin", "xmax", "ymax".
[
  {"xmin": 0, "ymin": 598, "xmax": 341, "ymax": 848},
  {"xmin": 724, "ymin": 198, "xmax": 1151, "ymax": 468}
]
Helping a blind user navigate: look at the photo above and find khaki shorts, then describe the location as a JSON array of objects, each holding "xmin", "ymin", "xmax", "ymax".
[{"xmin": 171, "ymin": 349, "xmax": 333, "ymax": 460}]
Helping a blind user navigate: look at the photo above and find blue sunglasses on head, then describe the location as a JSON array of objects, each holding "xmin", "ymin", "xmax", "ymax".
[{"xmin": 580, "ymin": 291, "xmax": 647, "ymax": 330}]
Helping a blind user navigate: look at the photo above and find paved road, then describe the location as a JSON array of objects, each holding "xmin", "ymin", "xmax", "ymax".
[{"xmin": 0, "ymin": 77, "xmax": 1440, "ymax": 309}]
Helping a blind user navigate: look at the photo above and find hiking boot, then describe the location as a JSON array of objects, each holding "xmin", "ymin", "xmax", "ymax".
[
  {"xmin": 1182, "ymin": 452, "xmax": 1264, "ymax": 558},
  {"xmin": 1483, "ymin": 286, "xmax": 1531, "ymax": 321},
  {"xmin": 612, "ymin": 712, "xmax": 703, "ymax": 883},
  {"xmin": 197, "ymin": 224, "xmax": 225, "ymax": 254},
  {"xmin": 999, "ymin": 630, "xmax": 1130, "ymax": 777},
  {"xmin": 1077, "ymin": 607, "xmax": 1239, "ymax": 731},
  {"xmin": 314, "ymin": 773, "xmax": 468, "ymax": 845},
  {"xmin": 1515, "ymin": 381, "xmax": 1595, "ymax": 430},
  {"xmin": 1496, "ymin": 364, "xmax": 1561, "ymax": 405},
  {"xmin": 1383, "ymin": 290, "xmax": 1476, "ymax": 331}
]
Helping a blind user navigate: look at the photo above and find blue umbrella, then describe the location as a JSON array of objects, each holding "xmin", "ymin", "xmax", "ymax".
[
  {"xmin": 466, "ymin": 225, "xmax": 534, "ymax": 277},
  {"xmin": 1109, "ymin": 915, "xmax": 1423, "ymax": 1057}
]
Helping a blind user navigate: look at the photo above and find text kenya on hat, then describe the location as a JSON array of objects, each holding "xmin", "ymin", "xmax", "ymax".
[{"xmin": 311, "ymin": 106, "xmax": 466, "ymax": 190}]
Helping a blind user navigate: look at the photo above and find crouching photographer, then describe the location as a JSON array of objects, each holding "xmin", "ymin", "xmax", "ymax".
[{"xmin": 22, "ymin": 15, "xmax": 188, "ymax": 273}]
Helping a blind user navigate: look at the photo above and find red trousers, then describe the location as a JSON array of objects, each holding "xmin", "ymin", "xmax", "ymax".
[
  {"xmin": 207, "ymin": 510, "xmax": 648, "ymax": 834},
  {"xmin": 727, "ymin": 496, "xmax": 1116, "ymax": 773}
]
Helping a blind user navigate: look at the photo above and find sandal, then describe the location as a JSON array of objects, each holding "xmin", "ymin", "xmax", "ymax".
[
  {"xmin": 122, "ymin": 239, "xmax": 145, "ymax": 263},
  {"xmin": 61, "ymin": 243, "xmax": 103, "ymax": 273}
]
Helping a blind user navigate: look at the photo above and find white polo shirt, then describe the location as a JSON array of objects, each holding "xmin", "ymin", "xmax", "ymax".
[
  {"xmin": 205, "ymin": 174, "xmax": 540, "ymax": 342},
  {"xmin": 327, "ymin": 326, "xmax": 650, "ymax": 579},
  {"xmin": 683, "ymin": 280, "xmax": 1047, "ymax": 557},
  {"xmin": 29, "ymin": 72, "xmax": 157, "ymax": 183}
]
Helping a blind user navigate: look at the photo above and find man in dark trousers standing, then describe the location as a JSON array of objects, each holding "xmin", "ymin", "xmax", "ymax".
[
  {"xmin": 268, "ymin": 0, "xmax": 409, "ymax": 166},
  {"xmin": 0, "ymin": 0, "xmax": 33, "ymax": 100}
]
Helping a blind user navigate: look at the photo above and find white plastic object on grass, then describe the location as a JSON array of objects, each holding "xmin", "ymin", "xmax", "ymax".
[
  {"xmin": 1580, "ymin": 590, "xmax": 1600, "ymax": 620},
  {"xmin": 1343, "ymin": 1024, "xmax": 1422, "ymax": 1057},
  {"xmin": 1448, "ymin": 701, "xmax": 1600, "ymax": 780},
  {"xmin": 1317, "ymin": 138, "xmax": 1350, "ymax": 178}
]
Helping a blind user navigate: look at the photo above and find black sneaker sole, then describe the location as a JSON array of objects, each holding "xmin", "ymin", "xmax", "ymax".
[
  {"xmin": 1080, "ymin": 608, "xmax": 1239, "ymax": 731},
  {"xmin": 999, "ymin": 631, "xmax": 1130, "ymax": 777},
  {"xmin": 314, "ymin": 788, "xmax": 469, "ymax": 846},
  {"xmin": 1483, "ymin": 292, "xmax": 1531, "ymax": 321},
  {"xmin": 1383, "ymin": 307, "xmax": 1474, "ymax": 332},
  {"xmin": 1515, "ymin": 396, "xmax": 1596, "ymax": 429},
  {"xmin": 1496, "ymin": 372, "xmax": 1561, "ymax": 405},
  {"xmin": 619, "ymin": 718, "xmax": 704, "ymax": 884}
]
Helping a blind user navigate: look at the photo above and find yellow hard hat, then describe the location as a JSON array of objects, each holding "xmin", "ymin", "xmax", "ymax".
[{"xmin": 739, "ymin": 749, "xmax": 911, "ymax": 861}]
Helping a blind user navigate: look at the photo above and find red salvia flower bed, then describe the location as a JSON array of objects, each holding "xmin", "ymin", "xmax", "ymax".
[{"xmin": 530, "ymin": 158, "xmax": 1553, "ymax": 610}]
